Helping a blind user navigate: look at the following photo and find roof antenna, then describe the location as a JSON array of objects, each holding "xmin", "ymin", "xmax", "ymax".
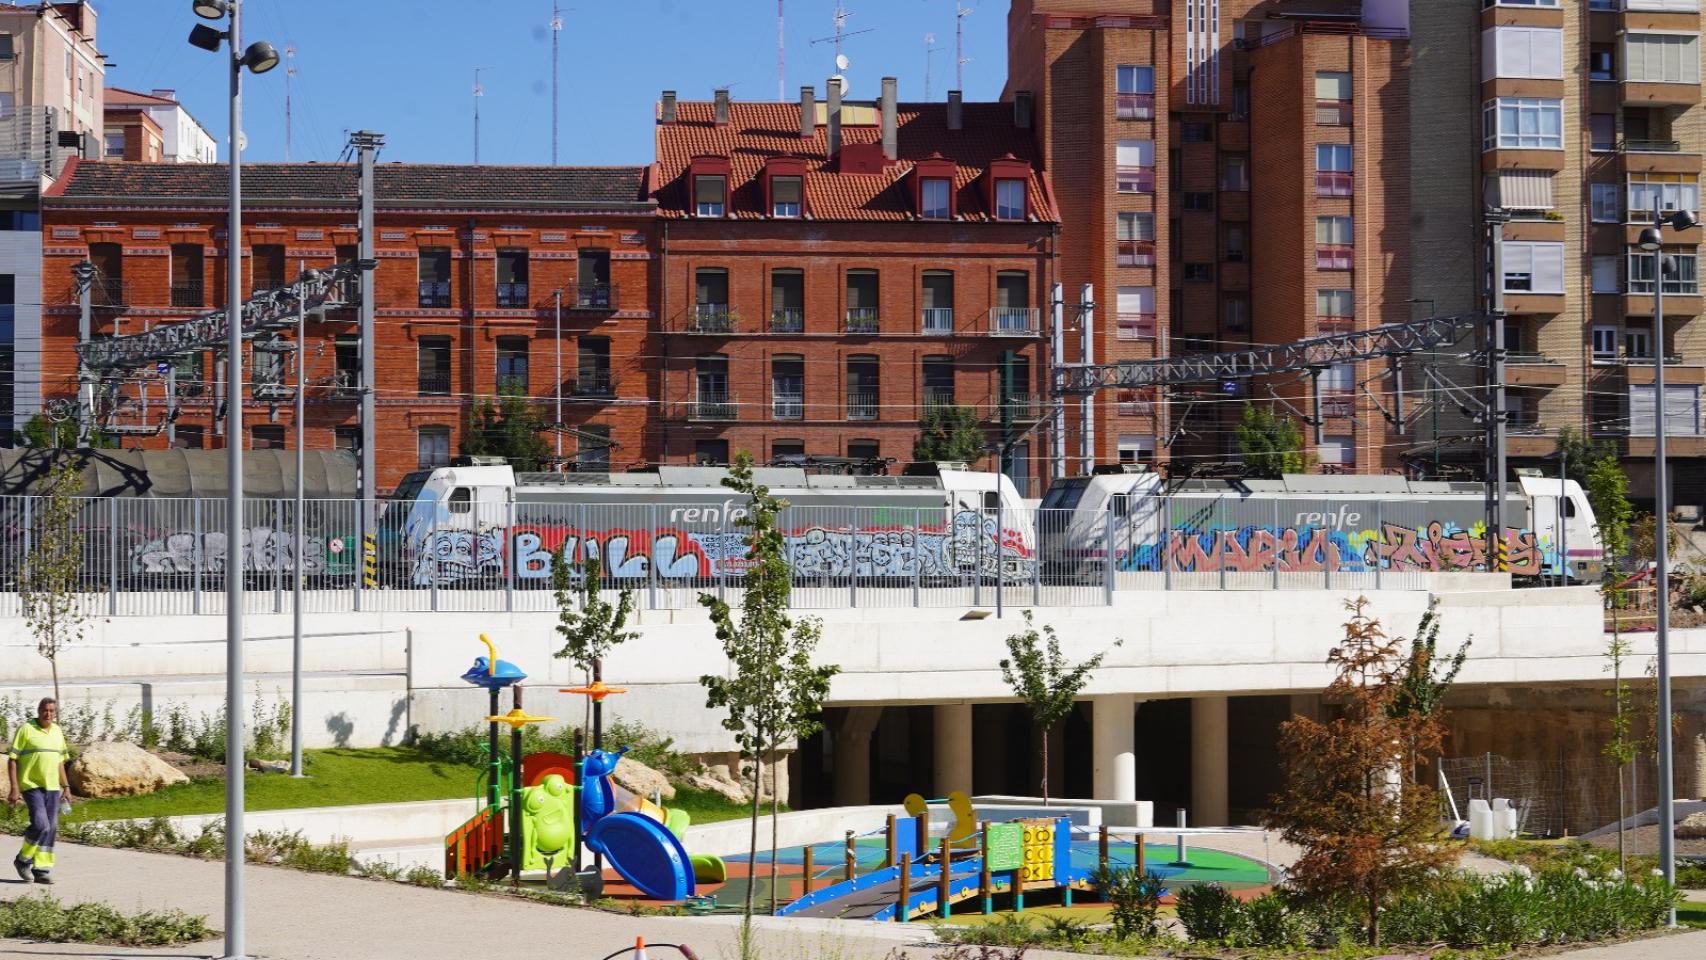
[
  {"xmin": 473, "ymin": 66, "xmax": 485, "ymax": 165},
  {"xmin": 811, "ymin": 4, "xmax": 874, "ymax": 91},
  {"xmin": 777, "ymin": 0, "xmax": 785, "ymax": 101},
  {"xmin": 955, "ymin": 2, "xmax": 973, "ymax": 92},
  {"xmin": 924, "ymin": 33, "xmax": 937, "ymax": 101},
  {"xmin": 551, "ymin": 4, "xmax": 563, "ymax": 164},
  {"xmin": 284, "ymin": 45, "xmax": 295, "ymax": 162}
]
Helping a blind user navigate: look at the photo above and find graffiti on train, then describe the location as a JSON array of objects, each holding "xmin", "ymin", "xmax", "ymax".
[
  {"xmin": 129, "ymin": 527, "xmax": 333, "ymax": 574},
  {"xmin": 409, "ymin": 509, "xmax": 1033, "ymax": 585},
  {"xmin": 1126, "ymin": 521, "xmax": 1548, "ymax": 575}
]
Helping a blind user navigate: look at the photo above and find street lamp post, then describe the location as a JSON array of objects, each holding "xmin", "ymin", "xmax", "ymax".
[
  {"xmin": 1636, "ymin": 206, "xmax": 1696, "ymax": 926},
  {"xmin": 291, "ymin": 265, "xmax": 317, "ymax": 778},
  {"xmin": 188, "ymin": 2, "xmax": 278, "ymax": 956}
]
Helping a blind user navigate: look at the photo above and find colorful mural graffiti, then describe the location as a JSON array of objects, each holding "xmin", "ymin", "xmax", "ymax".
[
  {"xmin": 1123, "ymin": 522, "xmax": 1550, "ymax": 575},
  {"xmin": 129, "ymin": 527, "xmax": 334, "ymax": 575}
]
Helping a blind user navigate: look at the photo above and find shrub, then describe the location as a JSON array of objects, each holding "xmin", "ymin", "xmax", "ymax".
[
  {"xmin": 1092, "ymin": 864, "xmax": 1166, "ymax": 941},
  {"xmin": 244, "ymin": 828, "xmax": 352, "ymax": 874},
  {"xmin": 1239, "ymin": 891, "xmax": 1304, "ymax": 948},
  {"xmin": 1175, "ymin": 882, "xmax": 1243, "ymax": 943},
  {"xmin": 944, "ymin": 913, "xmax": 1041, "ymax": 948},
  {"xmin": 0, "ymin": 893, "xmax": 213, "ymax": 947},
  {"xmin": 403, "ymin": 865, "xmax": 444, "ymax": 887}
]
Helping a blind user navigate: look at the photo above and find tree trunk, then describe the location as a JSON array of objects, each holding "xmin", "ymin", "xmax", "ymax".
[
  {"xmin": 768, "ymin": 745, "xmax": 780, "ymax": 916},
  {"xmin": 1616, "ymin": 764, "xmax": 1627, "ymax": 877},
  {"xmin": 742, "ymin": 749, "xmax": 764, "ymax": 949},
  {"xmin": 1040, "ymin": 723, "xmax": 1051, "ymax": 804},
  {"xmin": 50, "ymin": 654, "xmax": 60, "ymax": 705},
  {"xmin": 1367, "ymin": 887, "xmax": 1380, "ymax": 947}
]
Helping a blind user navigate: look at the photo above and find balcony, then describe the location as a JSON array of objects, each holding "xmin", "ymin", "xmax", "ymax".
[
  {"xmin": 1116, "ymin": 92, "xmax": 1155, "ymax": 120},
  {"xmin": 1506, "ymin": 351, "xmax": 1569, "ymax": 387},
  {"xmin": 570, "ymin": 369, "xmax": 617, "ymax": 398},
  {"xmin": 330, "ymin": 369, "xmax": 362, "ymax": 399},
  {"xmin": 1321, "ymin": 390, "xmax": 1355, "ymax": 418},
  {"xmin": 689, "ymin": 392, "xmax": 737, "ymax": 421},
  {"xmin": 846, "ymin": 388, "xmax": 879, "ymax": 420},
  {"xmin": 251, "ymin": 274, "xmax": 286, "ymax": 297},
  {"xmin": 688, "ymin": 304, "xmax": 737, "ymax": 334},
  {"xmin": 571, "ymin": 282, "xmax": 617, "ymax": 311},
  {"xmin": 1316, "ymin": 171, "xmax": 1354, "ymax": 197},
  {"xmin": 1621, "ymin": 81, "xmax": 1701, "ymax": 107},
  {"xmin": 418, "ymin": 281, "xmax": 451, "ymax": 308},
  {"xmin": 1117, "ymin": 312, "xmax": 1156, "ymax": 339},
  {"xmin": 770, "ymin": 308, "xmax": 804, "ymax": 333},
  {"xmin": 170, "ymin": 279, "xmax": 204, "ymax": 309},
  {"xmin": 922, "ymin": 307, "xmax": 954, "ymax": 334},
  {"xmin": 496, "ymin": 282, "xmax": 530, "ymax": 309},
  {"xmin": 1624, "ymin": 138, "xmax": 1684, "ymax": 153},
  {"xmin": 996, "ymin": 392, "xmax": 1046, "ymax": 423},
  {"xmin": 845, "ymin": 308, "xmax": 880, "ymax": 334},
  {"xmin": 1316, "ymin": 99, "xmax": 1353, "ymax": 125},
  {"xmin": 772, "ymin": 393, "xmax": 804, "ymax": 420},
  {"xmin": 1626, "ymin": 355, "xmax": 1706, "ymax": 385},
  {"xmin": 1316, "ymin": 245, "xmax": 1354, "ymax": 270},
  {"xmin": 87, "ymin": 278, "xmax": 129, "ymax": 308},
  {"xmin": 1116, "ymin": 165, "xmax": 1156, "ymax": 194},
  {"xmin": 1317, "ymin": 315, "xmax": 1356, "ymax": 335},
  {"xmin": 1506, "ymin": 416, "xmax": 1558, "ymax": 457},
  {"xmin": 923, "ymin": 387, "xmax": 957, "ymax": 409},
  {"xmin": 1117, "ymin": 240, "xmax": 1157, "ymax": 267},
  {"xmin": 991, "ymin": 306, "xmax": 1040, "ymax": 336},
  {"xmin": 418, "ymin": 373, "xmax": 452, "ymax": 396}
]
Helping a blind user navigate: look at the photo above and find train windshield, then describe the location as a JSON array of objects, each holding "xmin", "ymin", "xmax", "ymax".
[
  {"xmin": 389, "ymin": 471, "xmax": 430, "ymax": 503},
  {"xmin": 1039, "ymin": 477, "xmax": 1089, "ymax": 511}
]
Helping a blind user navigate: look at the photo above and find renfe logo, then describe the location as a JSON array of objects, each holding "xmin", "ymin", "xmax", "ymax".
[
  {"xmin": 668, "ymin": 499, "xmax": 750, "ymax": 524},
  {"xmin": 1294, "ymin": 506, "xmax": 1362, "ymax": 529}
]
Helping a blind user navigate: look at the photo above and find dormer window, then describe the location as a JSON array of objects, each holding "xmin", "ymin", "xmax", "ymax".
[
  {"xmin": 695, "ymin": 175, "xmax": 727, "ymax": 217},
  {"xmin": 995, "ymin": 180, "xmax": 1026, "ymax": 220},
  {"xmin": 772, "ymin": 176, "xmax": 801, "ymax": 217},
  {"xmin": 922, "ymin": 178, "xmax": 952, "ymax": 220}
]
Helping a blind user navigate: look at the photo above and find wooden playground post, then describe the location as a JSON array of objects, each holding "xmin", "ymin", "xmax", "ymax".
[
  {"xmin": 844, "ymin": 830, "xmax": 856, "ymax": 882},
  {"xmin": 918, "ymin": 809, "xmax": 930, "ymax": 858},
  {"xmin": 937, "ymin": 836, "xmax": 952, "ymax": 919},
  {"xmin": 885, "ymin": 814, "xmax": 897, "ymax": 867},
  {"xmin": 802, "ymin": 845, "xmax": 814, "ymax": 898},
  {"xmin": 1099, "ymin": 823, "xmax": 1109, "ymax": 874},
  {"xmin": 979, "ymin": 821, "xmax": 992, "ymax": 915},
  {"xmin": 897, "ymin": 853, "xmax": 912, "ymax": 922},
  {"xmin": 1135, "ymin": 831, "xmax": 1146, "ymax": 876}
]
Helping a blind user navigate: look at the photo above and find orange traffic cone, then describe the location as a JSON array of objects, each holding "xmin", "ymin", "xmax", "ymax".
[{"xmin": 633, "ymin": 936, "xmax": 648, "ymax": 960}]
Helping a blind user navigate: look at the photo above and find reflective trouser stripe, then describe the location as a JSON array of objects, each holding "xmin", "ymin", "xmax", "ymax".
[{"xmin": 17, "ymin": 788, "xmax": 57, "ymax": 873}]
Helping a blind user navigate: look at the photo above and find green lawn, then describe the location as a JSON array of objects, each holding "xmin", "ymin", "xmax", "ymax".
[{"xmin": 1680, "ymin": 900, "xmax": 1706, "ymax": 930}]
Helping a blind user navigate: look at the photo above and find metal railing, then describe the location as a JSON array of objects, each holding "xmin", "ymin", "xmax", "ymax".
[
  {"xmin": 570, "ymin": 369, "xmax": 616, "ymax": 397},
  {"xmin": 846, "ymin": 388, "xmax": 879, "ymax": 420},
  {"xmin": 922, "ymin": 307, "xmax": 954, "ymax": 334},
  {"xmin": 991, "ymin": 307, "xmax": 1039, "ymax": 336},
  {"xmin": 496, "ymin": 282, "xmax": 530, "ymax": 308},
  {"xmin": 771, "ymin": 308, "xmax": 805, "ymax": 333},
  {"xmin": 1316, "ymin": 171, "xmax": 1354, "ymax": 197},
  {"xmin": 690, "ymin": 391, "xmax": 737, "ymax": 420},
  {"xmin": 1116, "ymin": 165, "xmax": 1156, "ymax": 194},
  {"xmin": 689, "ymin": 304, "xmax": 736, "ymax": 333},
  {"xmin": 845, "ymin": 308, "xmax": 880, "ymax": 334},
  {"xmin": 89, "ymin": 278, "xmax": 129, "ymax": 308},
  {"xmin": 1116, "ymin": 240, "xmax": 1156, "ymax": 266},
  {"xmin": 573, "ymin": 283, "xmax": 616, "ymax": 310},
  {"xmin": 417, "ymin": 373, "xmax": 452, "ymax": 396},
  {"xmin": 1115, "ymin": 92, "xmax": 1155, "ymax": 120},
  {"xmin": 1116, "ymin": 312, "xmax": 1156, "ymax": 339},
  {"xmin": 1622, "ymin": 139, "xmax": 1683, "ymax": 153},
  {"xmin": 1506, "ymin": 351, "xmax": 1560, "ymax": 365},
  {"xmin": 170, "ymin": 279, "xmax": 204, "ymax": 309},
  {"xmin": 1317, "ymin": 245, "xmax": 1354, "ymax": 270},
  {"xmin": 923, "ymin": 387, "xmax": 957, "ymax": 408},
  {"xmin": 1316, "ymin": 99, "xmax": 1353, "ymax": 125},
  {"xmin": 0, "ymin": 495, "xmax": 1565, "ymax": 617},
  {"xmin": 418, "ymin": 281, "xmax": 451, "ymax": 308},
  {"xmin": 772, "ymin": 393, "xmax": 804, "ymax": 420}
]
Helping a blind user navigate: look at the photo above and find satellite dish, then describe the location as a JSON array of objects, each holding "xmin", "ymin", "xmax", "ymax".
[
  {"xmin": 835, "ymin": 53, "xmax": 850, "ymax": 71},
  {"xmin": 832, "ymin": 74, "xmax": 849, "ymax": 96}
]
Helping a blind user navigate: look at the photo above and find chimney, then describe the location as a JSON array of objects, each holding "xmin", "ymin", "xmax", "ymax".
[
  {"xmin": 947, "ymin": 90, "xmax": 963, "ymax": 131},
  {"xmin": 150, "ymin": 89, "xmax": 177, "ymax": 102},
  {"xmin": 799, "ymin": 85, "xmax": 815, "ymax": 138},
  {"xmin": 827, "ymin": 77, "xmax": 843, "ymax": 156},
  {"xmin": 1014, "ymin": 91, "xmax": 1033, "ymax": 130},
  {"xmin": 713, "ymin": 88, "xmax": 730, "ymax": 125},
  {"xmin": 660, "ymin": 90, "xmax": 677, "ymax": 124},
  {"xmin": 880, "ymin": 76, "xmax": 898, "ymax": 161}
]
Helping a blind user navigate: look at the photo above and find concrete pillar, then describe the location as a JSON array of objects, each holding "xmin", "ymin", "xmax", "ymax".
[
  {"xmin": 1680, "ymin": 711, "xmax": 1706, "ymax": 801},
  {"xmin": 1092, "ymin": 694, "xmax": 1138, "ymax": 801},
  {"xmin": 1191, "ymin": 695, "xmax": 1230, "ymax": 826},
  {"xmin": 832, "ymin": 707, "xmax": 883, "ymax": 807},
  {"xmin": 934, "ymin": 702, "xmax": 974, "ymax": 796}
]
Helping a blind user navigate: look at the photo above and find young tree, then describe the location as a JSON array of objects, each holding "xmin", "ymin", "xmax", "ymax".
[
  {"xmin": 20, "ymin": 455, "xmax": 88, "ymax": 702},
  {"xmin": 1265, "ymin": 598, "xmax": 1458, "ymax": 947},
  {"xmin": 1553, "ymin": 426, "xmax": 1616, "ymax": 487},
  {"xmin": 1387, "ymin": 598, "xmax": 1471, "ymax": 779},
  {"xmin": 460, "ymin": 387, "xmax": 552, "ymax": 471},
  {"xmin": 1588, "ymin": 451, "xmax": 1637, "ymax": 875},
  {"xmin": 998, "ymin": 610, "xmax": 1120, "ymax": 804},
  {"xmin": 1235, "ymin": 402, "xmax": 1306, "ymax": 479},
  {"xmin": 913, "ymin": 404, "xmax": 988, "ymax": 465},
  {"xmin": 550, "ymin": 549, "xmax": 639, "ymax": 737},
  {"xmin": 698, "ymin": 453, "xmax": 839, "ymax": 945}
]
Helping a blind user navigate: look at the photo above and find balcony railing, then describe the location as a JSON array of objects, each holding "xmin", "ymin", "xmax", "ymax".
[
  {"xmin": 1317, "ymin": 245, "xmax": 1354, "ymax": 270},
  {"xmin": 418, "ymin": 373, "xmax": 452, "ymax": 396},
  {"xmin": 772, "ymin": 393, "xmax": 804, "ymax": 420},
  {"xmin": 1316, "ymin": 99, "xmax": 1353, "ymax": 125},
  {"xmin": 690, "ymin": 392, "xmax": 737, "ymax": 420},
  {"xmin": 845, "ymin": 308, "xmax": 880, "ymax": 334},
  {"xmin": 1625, "ymin": 353, "xmax": 1687, "ymax": 365},
  {"xmin": 571, "ymin": 369, "xmax": 616, "ymax": 397},
  {"xmin": 1317, "ymin": 315, "xmax": 1356, "ymax": 335},
  {"xmin": 1115, "ymin": 92, "xmax": 1155, "ymax": 120},
  {"xmin": 689, "ymin": 304, "xmax": 737, "ymax": 333},
  {"xmin": 771, "ymin": 308, "xmax": 804, "ymax": 333},
  {"xmin": 1622, "ymin": 139, "xmax": 1683, "ymax": 153},
  {"xmin": 1116, "ymin": 240, "xmax": 1156, "ymax": 266},
  {"xmin": 418, "ymin": 281, "xmax": 451, "ymax": 308},
  {"xmin": 1507, "ymin": 416, "xmax": 1549, "ymax": 436},
  {"xmin": 997, "ymin": 393, "xmax": 1045, "ymax": 422},
  {"xmin": 1116, "ymin": 165, "xmax": 1156, "ymax": 194},
  {"xmin": 991, "ymin": 306, "xmax": 1040, "ymax": 336},
  {"xmin": 170, "ymin": 279, "xmax": 204, "ymax": 308},
  {"xmin": 1117, "ymin": 312, "xmax": 1156, "ymax": 339},
  {"xmin": 1507, "ymin": 351, "xmax": 1561, "ymax": 365},
  {"xmin": 922, "ymin": 307, "xmax": 955, "ymax": 334},
  {"xmin": 1628, "ymin": 277, "xmax": 1699, "ymax": 294},
  {"xmin": 572, "ymin": 282, "xmax": 616, "ymax": 310},
  {"xmin": 1316, "ymin": 171, "xmax": 1354, "ymax": 197},
  {"xmin": 1321, "ymin": 390, "xmax": 1356, "ymax": 418},
  {"xmin": 87, "ymin": 278, "xmax": 129, "ymax": 308},
  {"xmin": 251, "ymin": 275, "xmax": 285, "ymax": 297},
  {"xmin": 330, "ymin": 369, "xmax": 362, "ymax": 398},
  {"xmin": 496, "ymin": 282, "xmax": 530, "ymax": 308},
  {"xmin": 846, "ymin": 388, "xmax": 879, "ymax": 420},
  {"xmin": 923, "ymin": 387, "xmax": 957, "ymax": 408}
]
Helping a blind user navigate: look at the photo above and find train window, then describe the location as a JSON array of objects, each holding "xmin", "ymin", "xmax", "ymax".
[
  {"xmin": 1564, "ymin": 497, "xmax": 1577, "ymax": 519},
  {"xmin": 984, "ymin": 491, "xmax": 1000, "ymax": 511},
  {"xmin": 448, "ymin": 487, "xmax": 472, "ymax": 514},
  {"xmin": 390, "ymin": 472, "xmax": 429, "ymax": 502},
  {"xmin": 1112, "ymin": 493, "xmax": 1131, "ymax": 518},
  {"xmin": 1039, "ymin": 478, "xmax": 1088, "ymax": 511}
]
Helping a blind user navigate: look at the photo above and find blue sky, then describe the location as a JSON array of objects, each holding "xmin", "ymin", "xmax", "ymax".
[{"xmin": 101, "ymin": 0, "xmax": 1010, "ymax": 166}]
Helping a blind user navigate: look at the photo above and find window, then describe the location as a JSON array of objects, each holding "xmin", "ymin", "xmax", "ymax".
[
  {"xmin": 1590, "ymin": 114, "xmax": 1616, "ymax": 152},
  {"xmin": 88, "ymin": 242, "xmax": 122, "ymax": 306},
  {"xmin": 770, "ymin": 269, "xmax": 804, "ymax": 332},
  {"xmin": 576, "ymin": 425, "xmax": 612, "ymax": 469},
  {"xmin": 417, "ymin": 337, "xmax": 452, "ymax": 395},
  {"xmin": 577, "ymin": 336, "xmax": 612, "ymax": 395},
  {"xmin": 1183, "ymin": 192, "xmax": 1213, "ymax": 212},
  {"xmin": 1116, "ymin": 285, "xmax": 1155, "ymax": 339},
  {"xmin": 1315, "ymin": 72, "xmax": 1352, "ymax": 124},
  {"xmin": 1316, "ymin": 144, "xmax": 1353, "ymax": 196},
  {"xmin": 1488, "ymin": 170, "xmax": 1554, "ymax": 210},
  {"xmin": 1181, "ymin": 121, "xmax": 1211, "ymax": 142},
  {"xmin": 1628, "ymin": 172, "xmax": 1700, "ymax": 220},
  {"xmin": 846, "ymin": 356, "xmax": 879, "ymax": 420},
  {"xmin": 1321, "ymin": 362, "xmax": 1355, "ymax": 395},
  {"xmin": 495, "ymin": 249, "xmax": 529, "ymax": 307},
  {"xmin": 1116, "ymin": 140, "xmax": 1155, "ymax": 193},
  {"xmin": 1482, "ymin": 27, "xmax": 1565, "ymax": 81},
  {"xmin": 1630, "ymin": 384, "xmax": 1702, "ymax": 436},
  {"xmin": 921, "ymin": 270, "xmax": 954, "ymax": 333},
  {"xmin": 770, "ymin": 439, "xmax": 805, "ymax": 464},
  {"xmin": 1118, "ymin": 434, "xmax": 1156, "ymax": 463},
  {"xmin": 1482, "ymin": 0, "xmax": 1559, "ymax": 7},
  {"xmin": 1223, "ymin": 297, "xmax": 1250, "ymax": 332},
  {"xmin": 1316, "ymin": 216, "xmax": 1354, "ymax": 269},
  {"xmin": 1592, "ymin": 256, "xmax": 1621, "ymax": 293},
  {"xmin": 252, "ymin": 425, "xmax": 285, "ymax": 450},
  {"xmin": 922, "ymin": 356, "xmax": 955, "ymax": 408},
  {"xmin": 772, "ymin": 176, "xmax": 801, "ymax": 217},
  {"xmin": 1626, "ymin": 326, "xmax": 1653, "ymax": 359},
  {"xmin": 335, "ymin": 335, "xmax": 360, "ymax": 390},
  {"xmin": 252, "ymin": 244, "xmax": 285, "ymax": 293},
  {"xmin": 174, "ymin": 425, "xmax": 205, "ymax": 450},
  {"xmin": 417, "ymin": 426, "xmax": 451, "ymax": 469},
  {"xmin": 994, "ymin": 272, "xmax": 1031, "ymax": 332},
  {"xmin": 577, "ymin": 248, "xmax": 612, "ymax": 306},
  {"xmin": 1183, "ymin": 263, "xmax": 1213, "ymax": 283},
  {"xmin": 1593, "ymin": 325, "xmax": 1620, "ymax": 362},
  {"xmin": 1224, "ymin": 224, "xmax": 1246, "ymax": 262},
  {"xmin": 1590, "ymin": 44, "xmax": 1615, "ymax": 82},
  {"xmin": 496, "ymin": 336, "xmax": 529, "ymax": 393},
  {"xmin": 1483, "ymin": 98, "xmax": 1564, "ymax": 150},
  {"xmin": 771, "ymin": 356, "xmax": 804, "ymax": 420},
  {"xmin": 693, "ymin": 268, "xmax": 731, "ymax": 331},
  {"xmin": 1624, "ymin": 34, "xmax": 1701, "ymax": 84},
  {"xmin": 694, "ymin": 175, "xmax": 726, "ymax": 217},
  {"xmin": 1115, "ymin": 65, "xmax": 1155, "ymax": 119},
  {"xmin": 418, "ymin": 248, "xmax": 451, "ymax": 307},
  {"xmin": 1230, "ymin": 83, "xmax": 1249, "ymax": 121},
  {"xmin": 694, "ymin": 439, "xmax": 730, "ymax": 466},
  {"xmin": 103, "ymin": 129, "xmax": 125, "ymax": 157},
  {"xmin": 1502, "ymin": 241, "xmax": 1566, "ymax": 293},
  {"xmin": 1629, "ymin": 248, "xmax": 1699, "ymax": 293},
  {"xmin": 921, "ymin": 178, "xmax": 952, "ymax": 219},
  {"xmin": 995, "ymin": 179, "xmax": 1026, "ymax": 220},
  {"xmin": 1626, "ymin": 0, "xmax": 1704, "ymax": 11},
  {"xmin": 170, "ymin": 243, "xmax": 203, "ymax": 308},
  {"xmin": 1170, "ymin": 218, "xmax": 1182, "ymax": 261},
  {"xmin": 1317, "ymin": 436, "xmax": 1353, "ymax": 467},
  {"xmin": 1591, "ymin": 183, "xmax": 1621, "ymax": 222},
  {"xmin": 845, "ymin": 269, "xmax": 879, "ymax": 333},
  {"xmin": 0, "ymin": 34, "xmax": 12, "ymax": 61},
  {"xmin": 1220, "ymin": 155, "xmax": 1248, "ymax": 191},
  {"xmin": 694, "ymin": 355, "xmax": 731, "ymax": 418},
  {"xmin": 846, "ymin": 439, "xmax": 880, "ymax": 462},
  {"xmin": 1318, "ymin": 288, "xmax": 1355, "ymax": 320},
  {"xmin": 1117, "ymin": 213, "xmax": 1156, "ymax": 266}
]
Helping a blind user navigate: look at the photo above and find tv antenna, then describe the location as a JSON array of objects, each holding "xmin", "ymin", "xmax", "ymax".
[
  {"xmin": 924, "ymin": 33, "xmax": 938, "ymax": 101},
  {"xmin": 284, "ymin": 45, "xmax": 295, "ymax": 162},
  {"xmin": 551, "ymin": 4, "xmax": 563, "ymax": 164},
  {"xmin": 955, "ymin": 2, "xmax": 972, "ymax": 92},
  {"xmin": 473, "ymin": 66, "xmax": 485, "ymax": 165},
  {"xmin": 776, "ymin": 1, "xmax": 785, "ymax": 101},
  {"xmin": 811, "ymin": 5, "xmax": 874, "ymax": 77}
]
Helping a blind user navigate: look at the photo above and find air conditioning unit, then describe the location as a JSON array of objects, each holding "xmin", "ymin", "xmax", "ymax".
[{"xmin": 1232, "ymin": 38, "xmax": 1250, "ymax": 51}]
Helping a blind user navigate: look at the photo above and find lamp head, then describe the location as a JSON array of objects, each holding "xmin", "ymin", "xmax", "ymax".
[
  {"xmin": 1668, "ymin": 209, "xmax": 1698, "ymax": 231},
  {"xmin": 302, "ymin": 267, "xmax": 321, "ymax": 282},
  {"xmin": 241, "ymin": 40, "xmax": 281, "ymax": 74},
  {"xmin": 192, "ymin": 0, "xmax": 229, "ymax": 20},
  {"xmin": 187, "ymin": 23, "xmax": 224, "ymax": 52},
  {"xmin": 1638, "ymin": 226, "xmax": 1664, "ymax": 252}
]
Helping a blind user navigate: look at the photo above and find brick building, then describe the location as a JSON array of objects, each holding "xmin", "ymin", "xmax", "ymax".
[
  {"xmin": 650, "ymin": 84, "xmax": 1059, "ymax": 492},
  {"xmin": 38, "ymin": 159, "xmax": 656, "ymax": 490}
]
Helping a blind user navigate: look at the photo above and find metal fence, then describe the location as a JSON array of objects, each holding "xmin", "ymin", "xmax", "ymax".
[{"xmin": 0, "ymin": 494, "xmax": 1548, "ymax": 618}]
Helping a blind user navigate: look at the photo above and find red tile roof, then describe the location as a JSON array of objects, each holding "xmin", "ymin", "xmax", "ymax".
[
  {"xmin": 653, "ymin": 100, "xmax": 1057, "ymax": 223},
  {"xmin": 106, "ymin": 87, "xmax": 180, "ymax": 108}
]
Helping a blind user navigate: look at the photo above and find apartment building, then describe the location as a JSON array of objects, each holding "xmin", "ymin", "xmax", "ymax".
[
  {"xmin": 104, "ymin": 88, "xmax": 216, "ymax": 164},
  {"xmin": 651, "ymin": 84, "xmax": 1058, "ymax": 490},
  {"xmin": 39, "ymin": 160, "xmax": 657, "ymax": 490}
]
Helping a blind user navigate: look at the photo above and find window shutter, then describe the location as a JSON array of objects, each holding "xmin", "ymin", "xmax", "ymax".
[
  {"xmin": 1631, "ymin": 385, "xmax": 1657, "ymax": 435},
  {"xmin": 1116, "ymin": 140, "xmax": 1152, "ymax": 167}
]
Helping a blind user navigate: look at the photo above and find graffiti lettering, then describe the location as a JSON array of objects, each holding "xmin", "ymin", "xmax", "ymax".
[
  {"xmin": 1125, "ymin": 523, "xmax": 1550, "ymax": 575},
  {"xmin": 130, "ymin": 527, "xmax": 329, "ymax": 575}
]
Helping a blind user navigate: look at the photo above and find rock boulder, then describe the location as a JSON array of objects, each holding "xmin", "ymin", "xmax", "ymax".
[
  {"xmin": 612, "ymin": 756, "xmax": 674, "ymax": 802},
  {"xmin": 683, "ymin": 769, "xmax": 747, "ymax": 805},
  {"xmin": 68, "ymin": 742, "xmax": 189, "ymax": 798},
  {"xmin": 1679, "ymin": 811, "xmax": 1706, "ymax": 839}
]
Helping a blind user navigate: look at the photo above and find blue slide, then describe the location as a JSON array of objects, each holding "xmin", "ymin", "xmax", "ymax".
[{"xmin": 579, "ymin": 748, "xmax": 696, "ymax": 901}]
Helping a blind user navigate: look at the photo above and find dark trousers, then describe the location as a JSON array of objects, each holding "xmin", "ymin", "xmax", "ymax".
[{"xmin": 15, "ymin": 788, "xmax": 58, "ymax": 877}]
